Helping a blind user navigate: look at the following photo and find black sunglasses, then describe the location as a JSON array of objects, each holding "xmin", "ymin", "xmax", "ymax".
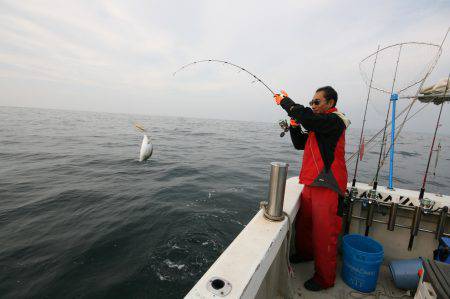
[{"xmin": 309, "ymin": 99, "xmax": 322, "ymax": 106}]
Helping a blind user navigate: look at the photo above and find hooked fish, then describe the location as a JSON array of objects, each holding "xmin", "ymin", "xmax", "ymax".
[{"xmin": 134, "ymin": 124, "xmax": 153, "ymax": 162}]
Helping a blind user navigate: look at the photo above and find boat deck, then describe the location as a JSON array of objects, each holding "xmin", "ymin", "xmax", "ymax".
[{"xmin": 291, "ymin": 260, "xmax": 411, "ymax": 299}]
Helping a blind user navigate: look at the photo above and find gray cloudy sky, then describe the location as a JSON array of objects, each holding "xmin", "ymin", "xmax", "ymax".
[{"xmin": 1, "ymin": 0, "xmax": 449, "ymax": 133}]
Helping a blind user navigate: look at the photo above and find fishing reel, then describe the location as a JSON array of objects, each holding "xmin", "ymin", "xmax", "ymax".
[
  {"xmin": 362, "ymin": 189, "xmax": 379, "ymax": 208},
  {"xmin": 420, "ymin": 198, "xmax": 435, "ymax": 214},
  {"xmin": 278, "ymin": 119, "xmax": 289, "ymax": 137},
  {"xmin": 349, "ymin": 186, "xmax": 359, "ymax": 200}
]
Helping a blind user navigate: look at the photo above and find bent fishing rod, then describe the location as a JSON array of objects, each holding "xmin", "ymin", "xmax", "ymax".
[
  {"xmin": 174, "ymin": 59, "xmax": 297, "ymax": 136},
  {"xmin": 173, "ymin": 59, "xmax": 276, "ymax": 95}
]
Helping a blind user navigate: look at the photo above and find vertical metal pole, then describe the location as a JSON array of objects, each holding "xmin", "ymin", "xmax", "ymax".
[
  {"xmin": 264, "ymin": 162, "xmax": 289, "ymax": 221},
  {"xmin": 408, "ymin": 206, "xmax": 422, "ymax": 251},
  {"xmin": 344, "ymin": 198, "xmax": 354, "ymax": 234},
  {"xmin": 435, "ymin": 206, "xmax": 448, "ymax": 239},
  {"xmin": 387, "ymin": 202, "xmax": 398, "ymax": 231},
  {"xmin": 388, "ymin": 93, "xmax": 398, "ymax": 189},
  {"xmin": 365, "ymin": 201, "xmax": 375, "ymax": 236}
]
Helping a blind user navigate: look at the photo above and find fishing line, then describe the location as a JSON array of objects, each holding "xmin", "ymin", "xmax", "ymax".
[{"xmin": 173, "ymin": 59, "xmax": 276, "ymax": 95}]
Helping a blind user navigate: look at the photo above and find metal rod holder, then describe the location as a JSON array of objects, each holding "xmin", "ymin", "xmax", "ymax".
[
  {"xmin": 436, "ymin": 206, "xmax": 448, "ymax": 239},
  {"xmin": 365, "ymin": 202, "xmax": 375, "ymax": 236},
  {"xmin": 350, "ymin": 209, "xmax": 450, "ymax": 238},
  {"xmin": 344, "ymin": 198, "xmax": 355, "ymax": 234},
  {"xmin": 408, "ymin": 206, "xmax": 422, "ymax": 251},
  {"xmin": 387, "ymin": 203, "xmax": 398, "ymax": 231},
  {"xmin": 263, "ymin": 162, "xmax": 288, "ymax": 222}
]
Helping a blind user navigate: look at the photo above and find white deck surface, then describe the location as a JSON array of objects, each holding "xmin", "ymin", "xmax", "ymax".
[
  {"xmin": 185, "ymin": 177, "xmax": 303, "ymax": 299},
  {"xmin": 291, "ymin": 260, "xmax": 412, "ymax": 299}
]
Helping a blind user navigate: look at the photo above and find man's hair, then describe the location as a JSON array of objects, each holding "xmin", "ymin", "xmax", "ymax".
[{"xmin": 316, "ymin": 86, "xmax": 338, "ymax": 107}]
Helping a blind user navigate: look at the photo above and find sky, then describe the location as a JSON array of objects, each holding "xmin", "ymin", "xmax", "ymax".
[{"xmin": 1, "ymin": 0, "xmax": 449, "ymax": 133}]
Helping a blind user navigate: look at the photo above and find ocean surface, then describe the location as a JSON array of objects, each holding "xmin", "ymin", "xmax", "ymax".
[{"xmin": 1, "ymin": 106, "xmax": 449, "ymax": 298}]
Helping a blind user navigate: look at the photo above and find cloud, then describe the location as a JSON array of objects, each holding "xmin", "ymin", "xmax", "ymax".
[{"xmin": 0, "ymin": 0, "xmax": 449, "ymax": 133}]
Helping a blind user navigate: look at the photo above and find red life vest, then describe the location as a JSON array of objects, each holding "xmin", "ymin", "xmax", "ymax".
[{"xmin": 299, "ymin": 108, "xmax": 348, "ymax": 194}]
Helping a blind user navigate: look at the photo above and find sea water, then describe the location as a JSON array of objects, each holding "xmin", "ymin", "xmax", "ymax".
[{"xmin": 1, "ymin": 106, "xmax": 449, "ymax": 298}]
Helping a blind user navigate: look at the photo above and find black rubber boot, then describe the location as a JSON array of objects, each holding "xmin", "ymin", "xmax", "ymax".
[
  {"xmin": 289, "ymin": 254, "xmax": 313, "ymax": 264},
  {"xmin": 304, "ymin": 278, "xmax": 325, "ymax": 292}
]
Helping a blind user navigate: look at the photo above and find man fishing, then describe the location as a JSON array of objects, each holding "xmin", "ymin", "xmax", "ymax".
[{"xmin": 274, "ymin": 86, "xmax": 350, "ymax": 291}]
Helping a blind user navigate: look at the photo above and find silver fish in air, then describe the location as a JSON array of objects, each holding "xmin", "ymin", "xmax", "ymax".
[{"xmin": 135, "ymin": 124, "xmax": 153, "ymax": 162}]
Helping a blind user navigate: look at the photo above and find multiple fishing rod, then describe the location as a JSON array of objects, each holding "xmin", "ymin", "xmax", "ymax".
[
  {"xmin": 372, "ymin": 45, "xmax": 402, "ymax": 193},
  {"xmin": 345, "ymin": 28, "xmax": 449, "ymax": 240},
  {"xmin": 175, "ymin": 35, "xmax": 448, "ymax": 192},
  {"xmin": 368, "ymin": 30, "xmax": 448, "ymax": 189},
  {"xmin": 174, "ymin": 34, "xmax": 450, "ymax": 251},
  {"xmin": 353, "ymin": 29, "xmax": 448, "ymax": 185},
  {"xmin": 356, "ymin": 45, "xmax": 403, "ymax": 237},
  {"xmin": 407, "ymin": 74, "xmax": 449, "ymax": 251},
  {"xmin": 345, "ymin": 101, "xmax": 431, "ymax": 164},
  {"xmin": 352, "ymin": 32, "xmax": 446, "ymax": 177}
]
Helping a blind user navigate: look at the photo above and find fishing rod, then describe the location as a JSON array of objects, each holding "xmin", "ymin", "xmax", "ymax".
[
  {"xmin": 419, "ymin": 74, "xmax": 449, "ymax": 197},
  {"xmin": 344, "ymin": 46, "xmax": 380, "ymax": 235},
  {"xmin": 352, "ymin": 45, "xmax": 380, "ymax": 188},
  {"xmin": 376, "ymin": 102, "xmax": 435, "ymax": 176},
  {"xmin": 345, "ymin": 100, "xmax": 429, "ymax": 164},
  {"xmin": 348, "ymin": 35, "xmax": 447, "ymax": 167},
  {"xmin": 361, "ymin": 45, "xmax": 402, "ymax": 237},
  {"xmin": 372, "ymin": 46, "xmax": 402, "ymax": 190},
  {"xmin": 373, "ymin": 30, "xmax": 448, "ymax": 249},
  {"xmin": 173, "ymin": 59, "xmax": 296, "ymax": 136},
  {"xmin": 173, "ymin": 59, "xmax": 276, "ymax": 95},
  {"xmin": 390, "ymin": 28, "xmax": 449, "ymax": 150},
  {"xmin": 407, "ymin": 73, "xmax": 449, "ymax": 251}
]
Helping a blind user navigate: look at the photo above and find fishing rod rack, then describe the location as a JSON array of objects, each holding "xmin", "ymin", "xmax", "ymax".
[{"xmin": 343, "ymin": 184, "xmax": 449, "ymax": 250}]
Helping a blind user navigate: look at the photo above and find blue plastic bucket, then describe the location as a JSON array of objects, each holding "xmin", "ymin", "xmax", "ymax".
[
  {"xmin": 341, "ymin": 234, "xmax": 384, "ymax": 293},
  {"xmin": 389, "ymin": 258, "xmax": 422, "ymax": 290}
]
